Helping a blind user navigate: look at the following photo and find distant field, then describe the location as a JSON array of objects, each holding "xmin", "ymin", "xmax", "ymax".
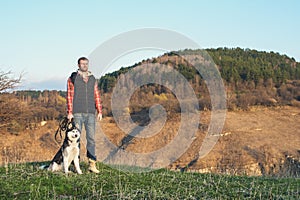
[
  {"xmin": 0, "ymin": 162, "xmax": 299, "ymax": 199},
  {"xmin": 1, "ymin": 106, "xmax": 300, "ymax": 177}
]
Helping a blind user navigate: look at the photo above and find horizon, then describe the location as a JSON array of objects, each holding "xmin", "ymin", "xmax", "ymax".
[{"xmin": 12, "ymin": 46, "xmax": 300, "ymax": 92}]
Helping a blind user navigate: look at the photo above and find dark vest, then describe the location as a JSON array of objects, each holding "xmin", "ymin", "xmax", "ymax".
[{"xmin": 71, "ymin": 72, "xmax": 96, "ymax": 114}]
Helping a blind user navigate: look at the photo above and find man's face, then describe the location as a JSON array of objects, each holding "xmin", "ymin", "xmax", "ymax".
[{"xmin": 78, "ymin": 60, "xmax": 89, "ymax": 72}]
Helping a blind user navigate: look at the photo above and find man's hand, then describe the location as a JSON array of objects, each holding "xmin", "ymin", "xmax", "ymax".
[
  {"xmin": 67, "ymin": 113, "xmax": 74, "ymax": 121},
  {"xmin": 97, "ymin": 113, "xmax": 102, "ymax": 121}
]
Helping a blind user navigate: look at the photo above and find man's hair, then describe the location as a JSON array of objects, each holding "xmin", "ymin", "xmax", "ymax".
[{"xmin": 78, "ymin": 57, "xmax": 89, "ymax": 64}]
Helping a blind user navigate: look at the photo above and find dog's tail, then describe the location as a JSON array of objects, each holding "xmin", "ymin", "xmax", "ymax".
[{"xmin": 39, "ymin": 164, "xmax": 49, "ymax": 170}]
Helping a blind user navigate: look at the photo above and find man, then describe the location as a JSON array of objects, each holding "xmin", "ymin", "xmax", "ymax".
[{"xmin": 67, "ymin": 57, "xmax": 102, "ymax": 173}]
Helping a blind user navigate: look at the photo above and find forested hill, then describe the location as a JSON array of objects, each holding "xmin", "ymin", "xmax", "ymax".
[
  {"xmin": 98, "ymin": 47, "xmax": 300, "ymax": 111},
  {"xmin": 99, "ymin": 47, "xmax": 300, "ymax": 91},
  {"xmin": 207, "ymin": 47, "xmax": 300, "ymax": 83}
]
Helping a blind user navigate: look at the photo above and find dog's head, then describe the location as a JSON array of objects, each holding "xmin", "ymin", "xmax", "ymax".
[{"xmin": 65, "ymin": 120, "xmax": 80, "ymax": 142}]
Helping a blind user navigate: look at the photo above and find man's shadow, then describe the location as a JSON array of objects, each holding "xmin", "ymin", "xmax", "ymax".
[{"xmin": 103, "ymin": 109, "xmax": 150, "ymax": 163}]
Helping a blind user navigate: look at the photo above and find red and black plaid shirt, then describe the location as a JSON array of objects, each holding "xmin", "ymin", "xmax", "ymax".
[{"xmin": 67, "ymin": 77, "xmax": 102, "ymax": 115}]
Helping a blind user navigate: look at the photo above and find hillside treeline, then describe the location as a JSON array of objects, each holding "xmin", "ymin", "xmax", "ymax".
[{"xmin": 0, "ymin": 90, "xmax": 66, "ymax": 134}]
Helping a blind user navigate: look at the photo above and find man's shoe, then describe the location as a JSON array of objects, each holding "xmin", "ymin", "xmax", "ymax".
[{"xmin": 88, "ymin": 159, "xmax": 100, "ymax": 173}]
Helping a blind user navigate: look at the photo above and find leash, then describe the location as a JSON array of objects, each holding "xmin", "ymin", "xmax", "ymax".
[{"xmin": 54, "ymin": 117, "xmax": 70, "ymax": 143}]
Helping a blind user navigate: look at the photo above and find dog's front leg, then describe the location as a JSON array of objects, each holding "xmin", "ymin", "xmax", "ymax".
[
  {"xmin": 74, "ymin": 155, "xmax": 82, "ymax": 174},
  {"xmin": 63, "ymin": 156, "xmax": 69, "ymax": 174}
]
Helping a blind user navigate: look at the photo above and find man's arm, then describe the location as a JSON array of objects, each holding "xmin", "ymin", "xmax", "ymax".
[
  {"xmin": 67, "ymin": 78, "xmax": 74, "ymax": 120},
  {"xmin": 94, "ymin": 82, "xmax": 102, "ymax": 120}
]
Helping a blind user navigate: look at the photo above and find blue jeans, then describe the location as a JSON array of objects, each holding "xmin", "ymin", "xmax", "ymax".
[{"xmin": 73, "ymin": 113, "xmax": 97, "ymax": 161}]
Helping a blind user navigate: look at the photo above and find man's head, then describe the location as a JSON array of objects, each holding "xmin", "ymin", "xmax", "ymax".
[{"xmin": 78, "ymin": 57, "xmax": 89, "ymax": 72}]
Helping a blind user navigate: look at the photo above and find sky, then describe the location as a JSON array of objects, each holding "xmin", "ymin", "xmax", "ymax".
[{"xmin": 0, "ymin": 0, "xmax": 299, "ymax": 90}]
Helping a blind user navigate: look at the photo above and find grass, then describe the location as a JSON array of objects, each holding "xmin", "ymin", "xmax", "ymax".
[{"xmin": 0, "ymin": 162, "xmax": 299, "ymax": 199}]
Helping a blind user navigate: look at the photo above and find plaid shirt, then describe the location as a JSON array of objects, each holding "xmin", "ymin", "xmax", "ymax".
[{"xmin": 67, "ymin": 77, "xmax": 102, "ymax": 115}]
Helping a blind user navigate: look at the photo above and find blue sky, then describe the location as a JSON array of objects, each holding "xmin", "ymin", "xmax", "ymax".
[{"xmin": 0, "ymin": 0, "xmax": 299, "ymax": 90}]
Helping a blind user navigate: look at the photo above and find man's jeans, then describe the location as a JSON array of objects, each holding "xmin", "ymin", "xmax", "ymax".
[{"xmin": 73, "ymin": 113, "xmax": 97, "ymax": 161}]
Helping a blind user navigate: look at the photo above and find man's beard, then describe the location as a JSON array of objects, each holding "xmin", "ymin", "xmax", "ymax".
[{"xmin": 79, "ymin": 67, "xmax": 88, "ymax": 72}]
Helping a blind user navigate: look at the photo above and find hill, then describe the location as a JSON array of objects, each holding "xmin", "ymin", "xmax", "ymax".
[
  {"xmin": 99, "ymin": 47, "xmax": 300, "ymax": 115},
  {"xmin": 1, "ymin": 48, "xmax": 300, "ymax": 134}
]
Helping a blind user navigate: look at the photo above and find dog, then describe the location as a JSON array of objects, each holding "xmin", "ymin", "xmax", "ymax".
[{"xmin": 41, "ymin": 119, "xmax": 82, "ymax": 174}]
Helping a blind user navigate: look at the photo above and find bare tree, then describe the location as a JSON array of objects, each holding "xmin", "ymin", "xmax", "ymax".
[{"xmin": 0, "ymin": 70, "xmax": 22, "ymax": 92}]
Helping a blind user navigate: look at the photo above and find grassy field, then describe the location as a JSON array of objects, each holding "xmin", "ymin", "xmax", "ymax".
[{"xmin": 0, "ymin": 162, "xmax": 299, "ymax": 199}]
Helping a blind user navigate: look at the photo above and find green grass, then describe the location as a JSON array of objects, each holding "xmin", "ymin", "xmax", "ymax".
[{"xmin": 0, "ymin": 162, "xmax": 299, "ymax": 199}]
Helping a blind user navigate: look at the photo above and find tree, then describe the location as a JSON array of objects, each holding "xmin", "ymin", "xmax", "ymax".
[{"xmin": 0, "ymin": 70, "xmax": 22, "ymax": 92}]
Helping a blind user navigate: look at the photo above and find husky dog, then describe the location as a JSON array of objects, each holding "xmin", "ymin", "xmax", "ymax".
[{"xmin": 43, "ymin": 120, "xmax": 82, "ymax": 174}]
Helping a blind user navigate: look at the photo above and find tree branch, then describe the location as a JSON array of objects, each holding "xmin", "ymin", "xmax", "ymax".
[{"xmin": 0, "ymin": 70, "xmax": 22, "ymax": 92}]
